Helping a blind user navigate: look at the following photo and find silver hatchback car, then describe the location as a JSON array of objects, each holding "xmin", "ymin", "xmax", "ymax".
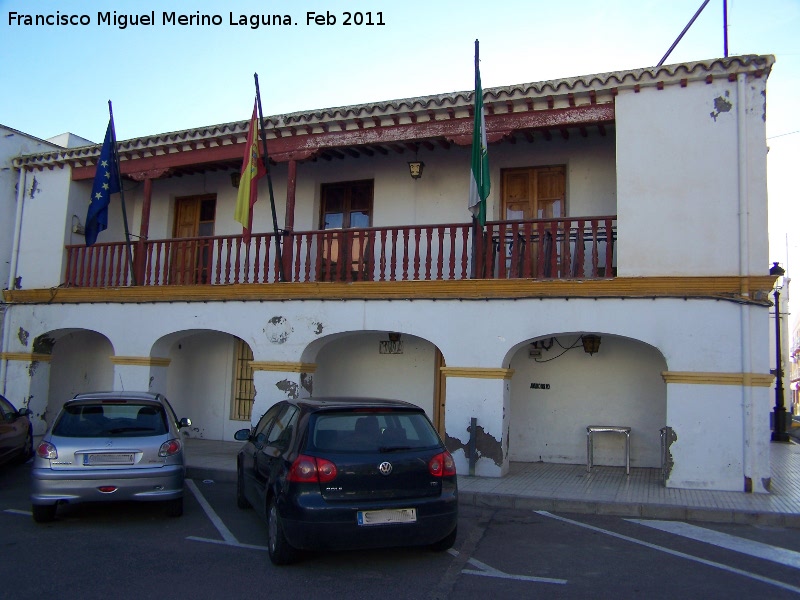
[{"xmin": 31, "ymin": 392, "xmax": 191, "ymax": 523}]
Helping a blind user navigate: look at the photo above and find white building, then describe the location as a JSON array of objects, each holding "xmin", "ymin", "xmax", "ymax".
[{"xmin": 1, "ymin": 55, "xmax": 779, "ymax": 493}]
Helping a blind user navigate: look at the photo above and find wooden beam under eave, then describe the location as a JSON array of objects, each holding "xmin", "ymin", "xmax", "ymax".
[{"xmin": 71, "ymin": 104, "xmax": 614, "ymax": 180}]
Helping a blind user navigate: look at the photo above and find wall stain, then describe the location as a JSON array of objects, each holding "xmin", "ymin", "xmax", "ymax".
[
  {"xmin": 28, "ymin": 176, "xmax": 40, "ymax": 199},
  {"xmin": 276, "ymin": 379, "xmax": 299, "ymax": 399},
  {"xmin": 18, "ymin": 327, "xmax": 29, "ymax": 347},
  {"xmin": 33, "ymin": 335, "xmax": 55, "ymax": 355},
  {"xmin": 265, "ymin": 316, "xmax": 292, "ymax": 344},
  {"xmin": 300, "ymin": 372, "xmax": 313, "ymax": 395},
  {"xmin": 710, "ymin": 91, "xmax": 733, "ymax": 121},
  {"xmin": 446, "ymin": 424, "xmax": 503, "ymax": 467},
  {"xmin": 663, "ymin": 426, "xmax": 677, "ymax": 480},
  {"xmin": 27, "ymin": 361, "xmax": 39, "ymax": 377}
]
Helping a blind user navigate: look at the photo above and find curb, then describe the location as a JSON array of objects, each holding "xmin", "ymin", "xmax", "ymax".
[{"xmin": 458, "ymin": 491, "xmax": 800, "ymax": 528}]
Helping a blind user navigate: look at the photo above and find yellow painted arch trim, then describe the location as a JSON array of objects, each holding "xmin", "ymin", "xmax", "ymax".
[
  {"xmin": 250, "ymin": 361, "xmax": 317, "ymax": 373},
  {"xmin": 440, "ymin": 367, "xmax": 515, "ymax": 380},
  {"xmin": 661, "ymin": 371, "xmax": 774, "ymax": 387},
  {"xmin": 110, "ymin": 356, "xmax": 171, "ymax": 367},
  {"xmin": 0, "ymin": 352, "xmax": 52, "ymax": 362}
]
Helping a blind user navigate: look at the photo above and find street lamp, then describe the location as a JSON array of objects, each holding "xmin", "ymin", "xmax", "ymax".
[{"xmin": 770, "ymin": 262, "xmax": 790, "ymax": 442}]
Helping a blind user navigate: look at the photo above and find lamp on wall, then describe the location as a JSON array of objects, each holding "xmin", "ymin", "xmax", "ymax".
[
  {"xmin": 230, "ymin": 171, "xmax": 241, "ymax": 188},
  {"xmin": 581, "ymin": 334, "xmax": 601, "ymax": 355},
  {"xmin": 388, "ymin": 332, "xmax": 402, "ymax": 342},
  {"xmin": 408, "ymin": 160, "xmax": 425, "ymax": 180}
]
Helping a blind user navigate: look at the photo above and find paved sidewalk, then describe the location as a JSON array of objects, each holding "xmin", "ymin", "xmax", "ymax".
[{"xmin": 184, "ymin": 437, "xmax": 800, "ymax": 528}]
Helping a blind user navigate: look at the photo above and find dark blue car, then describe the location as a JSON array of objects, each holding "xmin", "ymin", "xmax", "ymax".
[{"xmin": 234, "ymin": 397, "xmax": 458, "ymax": 565}]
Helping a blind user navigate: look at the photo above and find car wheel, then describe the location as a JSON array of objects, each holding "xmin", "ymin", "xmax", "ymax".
[
  {"xmin": 429, "ymin": 526, "xmax": 457, "ymax": 552},
  {"xmin": 32, "ymin": 504, "xmax": 57, "ymax": 523},
  {"xmin": 267, "ymin": 497, "xmax": 296, "ymax": 565},
  {"xmin": 236, "ymin": 463, "xmax": 250, "ymax": 509},
  {"xmin": 165, "ymin": 497, "xmax": 183, "ymax": 518}
]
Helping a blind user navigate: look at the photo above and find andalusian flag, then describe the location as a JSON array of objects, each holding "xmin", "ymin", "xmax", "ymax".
[
  {"xmin": 234, "ymin": 101, "xmax": 265, "ymax": 240},
  {"xmin": 468, "ymin": 39, "xmax": 490, "ymax": 226}
]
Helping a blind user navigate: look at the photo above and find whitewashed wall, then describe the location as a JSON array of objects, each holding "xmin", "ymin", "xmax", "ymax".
[{"xmin": 616, "ymin": 76, "xmax": 768, "ymax": 277}]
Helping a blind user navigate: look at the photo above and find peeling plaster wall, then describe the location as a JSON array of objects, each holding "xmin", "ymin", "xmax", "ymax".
[
  {"xmin": 1, "ymin": 291, "xmax": 772, "ymax": 490},
  {"xmin": 509, "ymin": 335, "xmax": 667, "ymax": 467}
]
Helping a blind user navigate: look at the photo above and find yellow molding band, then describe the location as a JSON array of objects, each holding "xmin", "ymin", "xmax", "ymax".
[
  {"xmin": 441, "ymin": 367, "xmax": 515, "ymax": 380},
  {"xmin": 662, "ymin": 371, "xmax": 774, "ymax": 387},
  {"xmin": 250, "ymin": 361, "xmax": 317, "ymax": 373},
  {"xmin": 1, "ymin": 276, "xmax": 778, "ymax": 305},
  {"xmin": 109, "ymin": 356, "xmax": 171, "ymax": 367},
  {"xmin": 0, "ymin": 352, "xmax": 52, "ymax": 362}
]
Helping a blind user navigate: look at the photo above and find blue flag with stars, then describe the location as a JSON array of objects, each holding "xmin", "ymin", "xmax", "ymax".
[{"xmin": 85, "ymin": 119, "xmax": 120, "ymax": 246}]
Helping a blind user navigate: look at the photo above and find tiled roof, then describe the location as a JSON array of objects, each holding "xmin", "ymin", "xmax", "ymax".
[{"xmin": 13, "ymin": 55, "xmax": 773, "ymax": 170}]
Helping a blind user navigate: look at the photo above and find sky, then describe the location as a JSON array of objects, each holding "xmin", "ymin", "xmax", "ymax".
[{"xmin": 1, "ymin": 0, "xmax": 799, "ymax": 315}]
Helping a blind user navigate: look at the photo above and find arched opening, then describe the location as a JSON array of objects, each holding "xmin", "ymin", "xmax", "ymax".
[
  {"xmin": 507, "ymin": 333, "xmax": 667, "ymax": 468},
  {"xmin": 310, "ymin": 331, "xmax": 445, "ymax": 431},
  {"xmin": 47, "ymin": 329, "xmax": 114, "ymax": 422},
  {"xmin": 155, "ymin": 330, "xmax": 255, "ymax": 441}
]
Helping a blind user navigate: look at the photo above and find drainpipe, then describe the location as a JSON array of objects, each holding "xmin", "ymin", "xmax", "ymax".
[
  {"xmin": 1, "ymin": 166, "xmax": 27, "ymax": 395},
  {"xmin": 736, "ymin": 72, "xmax": 762, "ymax": 493}
]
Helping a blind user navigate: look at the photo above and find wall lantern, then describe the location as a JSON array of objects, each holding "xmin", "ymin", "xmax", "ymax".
[
  {"xmin": 387, "ymin": 332, "xmax": 402, "ymax": 342},
  {"xmin": 581, "ymin": 334, "xmax": 601, "ymax": 355},
  {"xmin": 230, "ymin": 171, "xmax": 241, "ymax": 188},
  {"xmin": 408, "ymin": 161, "xmax": 425, "ymax": 180}
]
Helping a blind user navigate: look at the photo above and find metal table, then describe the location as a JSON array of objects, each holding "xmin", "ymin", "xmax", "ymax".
[{"xmin": 586, "ymin": 425, "xmax": 631, "ymax": 475}]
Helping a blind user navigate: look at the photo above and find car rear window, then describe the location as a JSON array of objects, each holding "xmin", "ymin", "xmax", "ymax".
[
  {"xmin": 309, "ymin": 410, "xmax": 441, "ymax": 453},
  {"xmin": 52, "ymin": 403, "xmax": 168, "ymax": 438}
]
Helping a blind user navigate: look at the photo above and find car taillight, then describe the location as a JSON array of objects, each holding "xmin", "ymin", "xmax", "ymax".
[
  {"xmin": 429, "ymin": 451, "xmax": 456, "ymax": 477},
  {"xmin": 287, "ymin": 454, "xmax": 338, "ymax": 483},
  {"xmin": 36, "ymin": 442, "xmax": 57, "ymax": 459},
  {"xmin": 158, "ymin": 439, "xmax": 182, "ymax": 457}
]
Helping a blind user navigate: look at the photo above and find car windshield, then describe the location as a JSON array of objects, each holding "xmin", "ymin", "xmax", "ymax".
[
  {"xmin": 52, "ymin": 403, "xmax": 168, "ymax": 438},
  {"xmin": 309, "ymin": 410, "xmax": 441, "ymax": 453}
]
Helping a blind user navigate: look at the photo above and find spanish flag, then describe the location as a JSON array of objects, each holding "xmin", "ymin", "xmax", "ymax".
[{"xmin": 234, "ymin": 101, "xmax": 265, "ymax": 241}]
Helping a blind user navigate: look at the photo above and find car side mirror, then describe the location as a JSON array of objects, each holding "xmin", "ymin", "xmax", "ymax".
[
  {"xmin": 18, "ymin": 407, "xmax": 32, "ymax": 417},
  {"xmin": 234, "ymin": 428, "xmax": 251, "ymax": 442},
  {"xmin": 178, "ymin": 417, "xmax": 191, "ymax": 429}
]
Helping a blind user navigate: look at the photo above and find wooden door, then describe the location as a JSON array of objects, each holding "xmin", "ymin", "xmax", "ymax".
[
  {"xmin": 171, "ymin": 195, "xmax": 215, "ymax": 284},
  {"xmin": 502, "ymin": 166, "xmax": 566, "ymax": 277}
]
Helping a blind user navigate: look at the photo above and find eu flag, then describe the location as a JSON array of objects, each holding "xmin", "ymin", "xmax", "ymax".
[{"xmin": 85, "ymin": 119, "xmax": 120, "ymax": 246}]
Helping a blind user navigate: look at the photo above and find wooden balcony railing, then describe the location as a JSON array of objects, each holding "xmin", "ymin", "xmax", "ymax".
[{"xmin": 63, "ymin": 216, "xmax": 617, "ymax": 288}]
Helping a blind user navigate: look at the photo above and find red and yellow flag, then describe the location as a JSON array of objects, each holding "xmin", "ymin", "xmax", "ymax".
[{"xmin": 234, "ymin": 101, "xmax": 265, "ymax": 240}]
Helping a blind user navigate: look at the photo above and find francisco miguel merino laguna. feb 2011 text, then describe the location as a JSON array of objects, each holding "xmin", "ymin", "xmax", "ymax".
[{"xmin": 7, "ymin": 10, "xmax": 387, "ymax": 29}]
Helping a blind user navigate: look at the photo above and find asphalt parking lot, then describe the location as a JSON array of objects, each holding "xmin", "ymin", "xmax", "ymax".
[{"xmin": 3, "ymin": 461, "xmax": 800, "ymax": 600}]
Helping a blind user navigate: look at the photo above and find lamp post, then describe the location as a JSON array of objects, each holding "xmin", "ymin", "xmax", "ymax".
[{"xmin": 770, "ymin": 262, "xmax": 790, "ymax": 442}]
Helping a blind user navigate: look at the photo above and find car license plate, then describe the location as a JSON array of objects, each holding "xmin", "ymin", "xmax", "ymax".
[
  {"xmin": 84, "ymin": 453, "xmax": 134, "ymax": 465},
  {"xmin": 357, "ymin": 508, "xmax": 416, "ymax": 526}
]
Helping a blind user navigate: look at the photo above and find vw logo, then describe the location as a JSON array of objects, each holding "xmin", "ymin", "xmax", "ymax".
[{"xmin": 378, "ymin": 461, "xmax": 393, "ymax": 476}]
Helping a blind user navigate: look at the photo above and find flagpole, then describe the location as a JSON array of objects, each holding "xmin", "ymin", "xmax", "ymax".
[
  {"xmin": 470, "ymin": 40, "xmax": 481, "ymax": 278},
  {"xmin": 254, "ymin": 73, "xmax": 286, "ymax": 283},
  {"xmin": 107, "ymin": 100, "xmax": 137, "ymax": 286}
]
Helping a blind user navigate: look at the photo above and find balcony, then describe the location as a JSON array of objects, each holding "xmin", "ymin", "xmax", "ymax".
[{"xmin": 64, "ymin": 216, "xmax": 617, "ymax": 288}]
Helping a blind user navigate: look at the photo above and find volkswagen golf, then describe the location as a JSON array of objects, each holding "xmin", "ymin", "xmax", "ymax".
[{"xmin": 234, "ymin": 397, "xmax": 458, "ymax": 565}]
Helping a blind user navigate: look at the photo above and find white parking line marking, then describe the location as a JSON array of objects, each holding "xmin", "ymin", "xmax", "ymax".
[
  {"xmin": 4, "ymin": 509, "xmax": 31, "ymax": 516},
  {"xmin": 537, "ymin": 511, "xmax": 800, "ymax": 595},
  {"xmin": 447, "ymin": 549, "xmax": 568, "ymax": 584},
  {"xmin": 627, "ymin": 519, "xmax": 800, "ymax": 570},
  {"xmin": 187, "ymin": 536, "xmax": 269, "ymax": 551},
  {"xmin": 185, "ymin": 479, "xmax": 238, "ymax": 545}
]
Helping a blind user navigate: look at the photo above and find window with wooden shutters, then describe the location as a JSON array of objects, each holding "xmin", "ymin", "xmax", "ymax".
[{"xmin": 231, "ymin": 339, "xmax": 255, "ymax": 421}]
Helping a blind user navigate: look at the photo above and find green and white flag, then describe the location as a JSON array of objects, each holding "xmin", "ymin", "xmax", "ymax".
[{"xmin": 469, "ymin": 39, "xmax": 490, "ymax": 226}]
